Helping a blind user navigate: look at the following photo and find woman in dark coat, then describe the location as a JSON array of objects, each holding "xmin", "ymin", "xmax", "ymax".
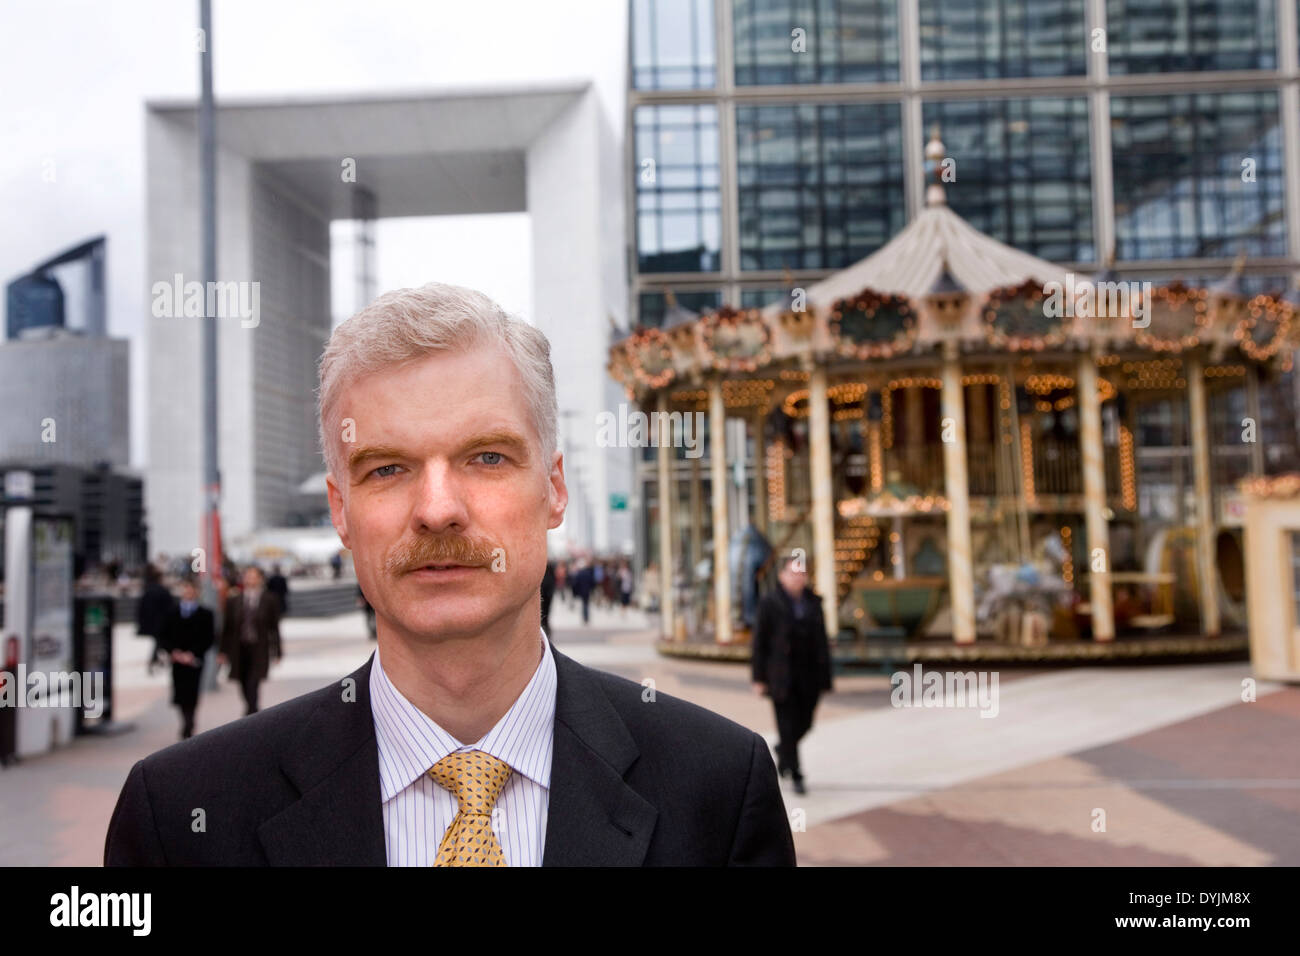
[{"xmin": 158, "ymin": 577, "xmax": 216, "ymax": 739}]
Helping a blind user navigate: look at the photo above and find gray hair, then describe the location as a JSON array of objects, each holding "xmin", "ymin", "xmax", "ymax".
[{"xmin": 317, "ymin": 282, "xmax": 558, "ymax": 480}]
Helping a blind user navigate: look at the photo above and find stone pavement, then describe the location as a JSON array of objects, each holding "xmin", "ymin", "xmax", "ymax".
[{"xmin": 1, "ymin": 591, "xmax": 1295, "ymax": 865}]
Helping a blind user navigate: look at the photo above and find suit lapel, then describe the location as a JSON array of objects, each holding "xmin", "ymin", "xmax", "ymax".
[
  {"xmin": 542, "ymin": 646, "xmax": 657, "ymax": 866},
  {"xmin": 257, "ymin": 655, "xmax": 388, "ymax": 865}
]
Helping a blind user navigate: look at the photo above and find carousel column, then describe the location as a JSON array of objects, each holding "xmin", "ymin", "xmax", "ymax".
[
  {"xmin": 656, "ymin": 392, "xmax": 676, "ymax": 641},
  {"xmin": 708, "ymin": 378, "xmax": 732, "ymax": 643},
  {"xmin": 1245, "ymin": 364, "xmax": 1265, "ymax": 475},
  {"xmin": 754, "ymin": 407, "xmax": 769, "ymax": 535},
  {"xmin": 1186, "ymin": 355, "xmax": 1221, "ymax": 637},
  {"xmin": 808, "ymin": 366, "xmax": 839, "ymax": 638},
  {"xmin": 1077, "ymin": 353, "xmax": 1115, "ymax": 642},
  {"xmin": 941, "ymin": 347, "xmax": 976, "ymax": 644}
]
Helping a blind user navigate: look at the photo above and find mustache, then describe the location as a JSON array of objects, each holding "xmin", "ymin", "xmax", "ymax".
[{"xmin": 384, "ymin": 533, "xmax": 499, "ymax": 575}]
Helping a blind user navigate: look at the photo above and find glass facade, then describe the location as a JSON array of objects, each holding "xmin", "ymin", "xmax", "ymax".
[
  {"xmin": 1105, "ymin": 0, "xmax": 1277, "ymax": 74},
  {"xmin": 628, "ymin": 0, "xmax": 1298, "ymax": 323},
  {"xmin": 919, "ymin": 0, "xmax": 1087, "ymax": 80},
  {"xmin": 736, "ymin": 102, "xmax": 905, "ymax": 270},
  {"xmin": 632, "ymin": 0, "xmax": 717, "ymax": 89},
  {"xmin": 1111, "ymin": 91, "xmax": 1284, "ymax": 260},
  {"xmin": 733, "ymin": 0, "xmax": 899, "ymax": 85},
  {"xmin": 634, "ymin": 104, "xmax": 722, "ymax": 273},
  {"xmin": 638, "ymin": 289, "xmax": 723, "ymax": 328},
  {"xmin": 922, "ymin": 97, "xmax": 1094, "ymax": 262},
  {"xmin": 739, "ymin": 287, "xmax": 791, "ymax": 308}
]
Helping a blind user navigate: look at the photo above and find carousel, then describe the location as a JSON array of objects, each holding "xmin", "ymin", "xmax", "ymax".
[{"xmin": 610, "ymin": 132, "xmax": 1300, "ymax": 663}]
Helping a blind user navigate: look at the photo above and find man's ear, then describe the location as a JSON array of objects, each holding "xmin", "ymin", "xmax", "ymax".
[
  {"xmin": 326, "ymin": 473, "xmax": 351, "ymax": 550},
  {"xmin": 547, "ymin": 450, "xmax": 568, "ymax": 531}
]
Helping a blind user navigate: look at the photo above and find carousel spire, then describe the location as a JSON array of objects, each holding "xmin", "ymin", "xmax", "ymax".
[{"xmin": 924, "ymin": 124, "xmax": 947, "ymax": 208}]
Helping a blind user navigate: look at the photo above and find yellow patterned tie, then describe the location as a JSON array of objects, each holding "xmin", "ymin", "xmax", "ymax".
[{"xmin": 427, "ymin": 750, "xmax": 513, "ymax": 867}]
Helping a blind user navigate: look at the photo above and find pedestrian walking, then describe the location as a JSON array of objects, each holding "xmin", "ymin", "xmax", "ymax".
[
  {"xmin": 572, "ymin": 560, "xmax": 595, "ymax": 625},
  {"xmin": 618, "ymin": 562, "xmax": 634, "ymax": 615},
  {"xmin": 554, "ymin": 560, "xmax": 568, "ymax": 607},
  {"xmin": 135, "ymin": 563, "xmax": 175, "ymax": 675},
  {"xmin": 750, "ymin": 556, "xmax": 833, "ymax": 794},
  {"xmin": 266, "ymin": 563, "xmax": 290, "ymax": 615},
  {"xmin": 158, "ymin": 577, "xmax": 215, "ymax": 739},
  {"xmin": 219, "ymin": 565, "xmax": 283, "ymax": 715}
]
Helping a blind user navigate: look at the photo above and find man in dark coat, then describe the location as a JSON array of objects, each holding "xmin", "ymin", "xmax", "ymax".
[
  {"xmin": 571, "ymin": 560, "xmax": 595, "ymax": 624},
  {"xmin": 135, "ymin": 563, "xmax": 175, "ymax": 675},
  {"xmin": 751, "ymin": 555, "xmax": 833, "ymax": 794},
  {"xmin": 219, "ymin": 565, "xmax": 282, "ymax": 715},
  {"xmin": 266, "ymin": 563, "xmax": 290, "ymax": 615},
  {"xmin": 103, "ymin": 282, "xmax": 794, "ymax": 868},
  {"xmin": 158, "ymin": 577, "xmax": 215, "ymax": 739}
]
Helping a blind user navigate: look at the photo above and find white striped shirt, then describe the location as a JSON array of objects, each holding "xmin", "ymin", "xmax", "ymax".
[{"xmin": 369, "ymin": 630, "xmax": 556, "ymax": 866}]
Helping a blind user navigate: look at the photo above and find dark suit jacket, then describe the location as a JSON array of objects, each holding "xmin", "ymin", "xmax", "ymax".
[
  {"xmin": 751, "ymin": 586, "xmax": 833, "ymax": 704},
  {"xmin": 159, "ymin": 604, "xmax": 216, "ymax": 710},
  {"xmin": 103, "ymin": 645, "xmax": 796, "ymax": 866},
  {"xmin": 220, "ymin": 589, "xmax": 282, "ymax": 683},
  {"xmin": 136, "ymin": 582, "xmax": 175, "ymax": 639}
]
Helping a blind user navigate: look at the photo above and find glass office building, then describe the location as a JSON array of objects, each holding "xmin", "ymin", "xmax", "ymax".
[{"xmin": 628, "ymin": 0, "xmax": 1297, "ymax": 326}]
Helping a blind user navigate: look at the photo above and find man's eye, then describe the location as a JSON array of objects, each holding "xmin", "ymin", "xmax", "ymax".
[
  {"xmin": 477, "ymin": 451, "xmax": 505, "ymax": 466},
  {"xmin": 371, "ymin": 464, "xmax": 401, "ymax": 478}
]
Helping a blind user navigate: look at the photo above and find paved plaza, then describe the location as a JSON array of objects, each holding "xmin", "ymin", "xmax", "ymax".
[{"xmin": 1, "ymin": 593, "xmax": 1295, "ymax": 866}]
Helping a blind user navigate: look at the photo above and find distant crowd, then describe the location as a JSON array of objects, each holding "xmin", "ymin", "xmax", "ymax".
[{"xmin": 544, "ymin": 556, "xmax": 648, "ymax": 629}]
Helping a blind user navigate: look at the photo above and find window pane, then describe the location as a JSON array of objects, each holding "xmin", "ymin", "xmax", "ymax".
[
  {"xmin": 1106, "ymin": 0, "xmax": 1277, "ymax": 74},
  {"xmin": 634, "ymin": 104, "xmax": 722, "ymax": 273},
  {"xmin": 922, "ymin": 97, "xmax": 1095, "ymax": 262},
  {"xmin": 638, "ymin": 289, "xmax": 723, "ymax": 327},
  {"xmin": 632, "ymin": 0, "xmax": 717, "ymax": 90},
  {"xmin": 1111, "ymin": 92, "xmax": 1284, "ymax": 259},
  {"xmin": 739, "ymin": 287, "xmax": 792, "ymax": 308},
  {"xmin": 919, "ymin": 0, "xmax": 1087, "ymax": 81},
  {"xmin": 733, "ymin": 0, "xmax": 900, "ymax": 86},
  {"xmin": 736, "ymin": 102, "xmax": 906, "ymax": 270}
]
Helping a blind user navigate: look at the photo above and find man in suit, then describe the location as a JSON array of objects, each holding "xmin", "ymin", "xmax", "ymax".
[
  {"xmin": 751, "ymin": 556, "xmax": 833, "ymax": 795},
  {"xmin": 135, "ymin": 563, "xmax": 175, "ymax": 676},
  {"xmin": 218, "ymin": 565, "xmax": 282, "ymax": 716},
  {"xmin": 158, "ymin": 576, "xmax": 216, "ymax": 739},
  {"xmin": 105, "ymin": 281, "xmax": 794, "ymax": 867}
]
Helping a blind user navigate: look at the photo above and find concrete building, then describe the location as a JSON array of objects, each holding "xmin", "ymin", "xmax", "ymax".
[{"xmin": 144, "ymin": 83, "xmax": 629, "ymax": 560}]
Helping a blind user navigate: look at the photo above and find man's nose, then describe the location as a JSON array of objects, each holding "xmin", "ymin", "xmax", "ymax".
[{"xmin": 409, "ymin": 461, "xmax": 471, "ymax": 532}]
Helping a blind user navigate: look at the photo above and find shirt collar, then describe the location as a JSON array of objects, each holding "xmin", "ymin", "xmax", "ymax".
[{"xmin": 369, "ymin": 630, "xmax": 556, "ymax": 802}]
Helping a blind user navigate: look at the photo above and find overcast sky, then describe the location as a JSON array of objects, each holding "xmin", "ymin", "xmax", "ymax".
[{"xmin": 0, "ymin": 0, "xmax": 627, "ymax": 468}]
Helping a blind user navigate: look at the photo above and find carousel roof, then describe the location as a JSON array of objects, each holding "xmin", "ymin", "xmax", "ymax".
[
  {"xmin": 609, "ymin": 128, "xmax": 1298, "ymax": 398},
  {"xmin": 764, "ymin": 189, "xmax": 1072, "ymax": 314}
]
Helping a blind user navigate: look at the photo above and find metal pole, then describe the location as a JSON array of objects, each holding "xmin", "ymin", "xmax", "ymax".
[{"xmin": 199, "ymin": 0, "xmax": 222, "ymax": 608}]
